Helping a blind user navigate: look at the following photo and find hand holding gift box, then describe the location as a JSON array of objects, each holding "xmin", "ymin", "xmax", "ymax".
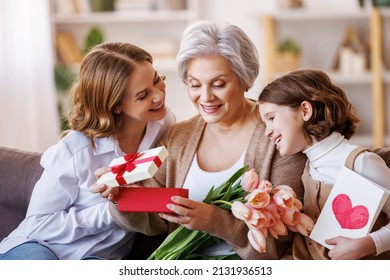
[
  {"xmin": 97, "ymin": 146, "xmax": 168, "ymax": 187},
  {"xmin": 97, "ymin": 146, "xmax": 189, "ymax": 212}
]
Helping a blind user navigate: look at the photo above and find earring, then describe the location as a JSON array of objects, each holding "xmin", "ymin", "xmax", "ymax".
[{"xmin": 114, "ymin": 109, "xmax": 121, "ymax": 114}]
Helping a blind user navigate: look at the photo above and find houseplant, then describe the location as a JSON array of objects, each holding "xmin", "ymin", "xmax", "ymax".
[
  {"xmin": 275, "ymin": 38, "xmax": 301, "ymax": 72},
  {"xmin": 83, "ymin": 26, "xmax": 105, "ymax": 54}
]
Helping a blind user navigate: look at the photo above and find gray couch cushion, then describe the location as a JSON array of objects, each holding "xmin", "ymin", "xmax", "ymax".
[{"xmin": 0, "ymin": 146, "xmax": 42, "ymax": 240}]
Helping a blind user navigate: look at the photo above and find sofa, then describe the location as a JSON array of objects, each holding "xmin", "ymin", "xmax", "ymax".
[
  {"xmin": 1, "ymin": 145, "xmax": 390, "ymax": 259},
  {"xmin": 0, "ymin": 145, "xmax": 165, "ymax": 259}
]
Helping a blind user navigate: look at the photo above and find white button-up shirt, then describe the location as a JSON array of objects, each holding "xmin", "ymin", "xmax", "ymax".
[{"xmin": 0, "ymin": 109, "xmax": 175, "ymax": 259}]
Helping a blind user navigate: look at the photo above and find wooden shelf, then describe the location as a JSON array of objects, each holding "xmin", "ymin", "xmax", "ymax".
[
  {"xmin": 270, "ymin": 71, "xmax": 373, "ymax": 85},
  {"xmin": 262, "ymin": 8, "xmax": 388, "ymax": 147},
  {"xmin": 329, "ymin": 71, "xmax": 372, "ymax": 85},
  {"xmin": 53, "ymin": 10, "xmax": 197, "ymax": 24},
  {"xmin": 268, "ymin": 9, "xmax": 370, "ymax": 21}
]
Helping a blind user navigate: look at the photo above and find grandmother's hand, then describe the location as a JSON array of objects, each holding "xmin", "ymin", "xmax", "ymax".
[{"xmin": 159, "ymin": 196, "xmax": 213, "ymax": 231}]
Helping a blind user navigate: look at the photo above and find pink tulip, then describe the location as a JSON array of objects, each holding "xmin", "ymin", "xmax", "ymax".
[
  {"xmin": 231, "ymin": 201, "xmax": 251, "ymax": 221},
  {"xmin": 286, "ymin": 224, "xmax": 298, "ymax": 232},
  {"xmin": 246, "ymin": 208, "xmax": 268, "ymax": 230},
  {"xmin": 260, "ymin": 226, "xmax": 268, "ymax": 238},
  {"xmin": 246, "ymin": 189, "xmax": 271, "ymax": 209},
  {"xmin": 280, "ymin": 208, "xmax": 299, "ymax": 225},
  {"xmin": 293, "ymin": 198, "xmax": 303, "ymax": 211},
  {"xmin": 232, "ymin": 202, "xmax": 268, "ymax": 230},
  {"xmin": 241, "ymin": 169, "xmax": 259, "ymax": 192},
  {"xmin": 268, "ymin": 218, "xmax": 288, "ymax": 239},
  {"xmin": 272, "ymin": 187, "xmax": 295, "ymax": 208},
  {"xmin": 265, "ymin": 203, "xmax": 283, "ymax": 220},
  {"xmin": 272, "ymin": 184, "xmax": 294, "ymax": 193},
  {"xmin": 263, "ymin": 209, "xmax": 276, "ymax": 227},
  {"xmin": 294, "ymin": 213, "xmax": 314, "ymax": 236},
  {"xmin": 258, "ymin": 180, "xmax": 273, "ymax": 193},
  {"xmin": 247, "ymin": 229, "xmax": 267, "ymax": 253}
]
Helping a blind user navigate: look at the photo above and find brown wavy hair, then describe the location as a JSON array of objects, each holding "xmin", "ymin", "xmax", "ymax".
[
  {"xmin": 68, "ymin": 42, "xmax": 153, "ymax": 147},
  {"xmin": 258, "ymin": 69, "xmax": 360, "ymax": 143}
]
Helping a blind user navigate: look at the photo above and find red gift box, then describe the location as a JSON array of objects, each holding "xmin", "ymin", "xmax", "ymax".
[{"xmin": 118, "ymin": 187, "xmax": 189, "ymax": 212}]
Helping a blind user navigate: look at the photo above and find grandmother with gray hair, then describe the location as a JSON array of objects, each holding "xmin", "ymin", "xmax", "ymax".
[{"xmin": 95, "ymin": 21, "xmax": 306, "ymax": 259}]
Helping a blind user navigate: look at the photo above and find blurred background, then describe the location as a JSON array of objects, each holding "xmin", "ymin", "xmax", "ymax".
[{"xmin": 1, "ymin": 0, "xmax": 389, "ymax": 152}]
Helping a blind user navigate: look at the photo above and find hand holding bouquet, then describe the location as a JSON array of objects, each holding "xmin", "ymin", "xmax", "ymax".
[
  {"xmin": 231, "ymin": 168, "xmax": 314, "ymax": 253},
  {"xmin": 148, "ymin": 167, "xmax": 247, "ymax": 260}
]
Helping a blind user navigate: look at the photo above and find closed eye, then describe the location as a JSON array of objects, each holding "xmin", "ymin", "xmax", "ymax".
[
  {"xmin": 155, "ymin": 74, "xmax": 166, "ymax": 85},
  {"xmin": 213, "ymin": 82, "xmax": 225, "ymax": 89},
  {"xmin": 190, "ymin": 84, "xmax": 201, "ymax": 89},
  {"xmin": 137, "ymin": 90, "xmax": 149, "ymax": 101}
]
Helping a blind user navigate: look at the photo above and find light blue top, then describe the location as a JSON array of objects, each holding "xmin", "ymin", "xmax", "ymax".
[{"xmin": 0, "ymin": 109, "xmax": 175, "ymax": 259}]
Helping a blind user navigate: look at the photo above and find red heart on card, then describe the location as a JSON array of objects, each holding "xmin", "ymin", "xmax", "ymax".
[{"xmin": 332, "ymin": 194, "xmax": 369, "ymax": 229}]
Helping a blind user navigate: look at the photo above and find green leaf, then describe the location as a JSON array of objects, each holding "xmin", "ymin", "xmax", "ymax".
[
  {"xmin": 203, "ymin": 186, "xmax": 215, "ymax": 204},
  {"xmin": 83, "ymin": 26, "xmax": 104, "ymax": 54}
]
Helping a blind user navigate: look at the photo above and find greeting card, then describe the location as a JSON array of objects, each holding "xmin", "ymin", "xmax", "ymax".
[{"xmin": 309, "ymin": 166, "xmax": 389, "ymax": 249}]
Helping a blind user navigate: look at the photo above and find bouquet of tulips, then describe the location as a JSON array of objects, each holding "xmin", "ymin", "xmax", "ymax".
[
  {"xmin": 148, "ymin": 166, "xmax": 248, "ymax": 260},
  {"xmin": 231, "ymin": 168, "xmax": 314, "ymax": 253}
]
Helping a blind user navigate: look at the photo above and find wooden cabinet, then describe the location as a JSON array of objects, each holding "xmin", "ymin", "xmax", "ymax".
[
  {"xmin": 262, "ymin": 7, "xmax": 390, "ymax": 147},
  {"xmin": 51, "ymin": 0, "xmax": 199, "ymax": 121}
]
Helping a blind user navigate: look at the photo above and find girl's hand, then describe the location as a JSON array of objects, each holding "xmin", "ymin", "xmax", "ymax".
[
  {"xmin": 159, "ymin": 196, "xmax": 213, "ymax": 231},
  {"xmin": 326, "ymin": 235, "xmax": 376, "ymax": 260}
]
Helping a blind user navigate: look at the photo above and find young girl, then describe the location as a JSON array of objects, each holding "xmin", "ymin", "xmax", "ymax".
[
  {"xmin": 258, "ymin": 69, "xmax": 390, "ymax": 260},
  {"xmin": 0, "ymin": 42, "xmax": 175, "ymax": 260}
]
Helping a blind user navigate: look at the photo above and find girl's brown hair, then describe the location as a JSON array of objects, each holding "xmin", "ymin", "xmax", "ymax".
[
  {"xmin": 258, "ymin": 69, "xmax": 359, "ymax": 143},
  {"xmin": 68, "ymin": 42, "xmax": 153, "ymax": 146}
]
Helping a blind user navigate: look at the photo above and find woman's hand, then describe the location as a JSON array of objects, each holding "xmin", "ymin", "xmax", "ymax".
[
  {"xmin": 91, "ymin": 166, "xmax": 119, "ymax": 202},
  {"xmin": 326, "ymin": 235, "xmax": 376, "ymax": 260},
  {"xmin": 159, "ymin": 196, "xmax": 214, "ymax": 231},
  {"xmin": 91, "ymin": 183, "xmax": 119, "ymax": 203}
]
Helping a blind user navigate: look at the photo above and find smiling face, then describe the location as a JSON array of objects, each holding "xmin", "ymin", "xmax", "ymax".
[
  {"xmin": 259, "ymin": 102, "xmax": 312, "ymax": 156},
  {"xmin": 185, "ymin": 55, "xmax": 246, "ymax": 125},
  {"xmin": 118, "ymin": 61, "xmax": 167, "ymax": 124}
]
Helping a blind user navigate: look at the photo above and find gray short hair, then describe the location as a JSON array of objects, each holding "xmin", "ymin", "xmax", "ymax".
[{"xmin": 176, "ymin": 21, "xmax": 260, "ymax": 89}]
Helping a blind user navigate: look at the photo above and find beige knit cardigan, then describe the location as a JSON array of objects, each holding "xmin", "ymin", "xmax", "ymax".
[{"xmin": 109, "ymin": 113, "xmax": 307, "ymax": 259}]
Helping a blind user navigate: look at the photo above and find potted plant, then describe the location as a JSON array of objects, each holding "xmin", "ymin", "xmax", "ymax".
[
  {"xmin": 89, "ymin": 0, "xmax": 116, "ymax": 12},
  {"xmin": 83, "ymin": 26, "xmax": 105, "ymax": 54},
  {"xmin": 275, "ymin": 38, "xmax": 301, "ymax": 72}
]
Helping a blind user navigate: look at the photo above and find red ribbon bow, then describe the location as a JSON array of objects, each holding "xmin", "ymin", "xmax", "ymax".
[{"xmin": 110, "ymin": 152, "xmax": 162, "ymax": 186}]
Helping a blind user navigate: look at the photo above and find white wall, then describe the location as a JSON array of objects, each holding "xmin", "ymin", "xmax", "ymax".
[{"xmin": 0, "ymin": 0, "xmax": 60, "ymax": 153}]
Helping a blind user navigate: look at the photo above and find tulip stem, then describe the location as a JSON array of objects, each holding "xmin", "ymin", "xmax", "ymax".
[{"xmin": 212, "ymin": 200, "xmax": 232, "ymax": 206}]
